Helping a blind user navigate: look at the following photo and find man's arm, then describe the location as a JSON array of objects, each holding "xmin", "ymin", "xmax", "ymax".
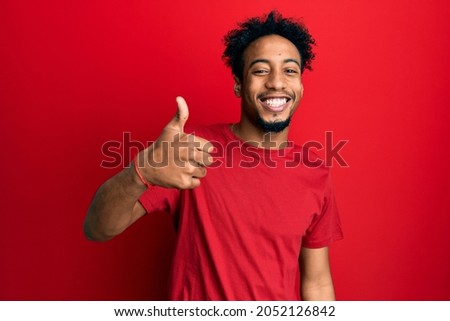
[
  {"xmin": 83, "ymin": 97, "xmax": 213, "ymax": 242},
  {"xmin": 299, "ymin": 246, "xmax": 336, "ymax": 300},
  {"xmin": 83, "ymin": 165, "xmax": 148, "ymax": 242}
]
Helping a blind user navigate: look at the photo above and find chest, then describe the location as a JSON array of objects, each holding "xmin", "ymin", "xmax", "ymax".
[{"xmin": 194, "ymin": 162, "xmax": 324, "ymax": 238}]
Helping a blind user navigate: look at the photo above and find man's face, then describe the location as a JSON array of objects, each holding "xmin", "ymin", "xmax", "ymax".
[{"xmin": 236, "ymin": 34, "xmax": 303, "ymax": 133}]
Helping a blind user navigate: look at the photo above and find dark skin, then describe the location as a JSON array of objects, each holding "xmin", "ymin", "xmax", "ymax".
[
  {"xmin": 232, "ymin": 34, "xmax": 303, "ymax": 148},
  {"xmin": 84, "ymin": 34, "xmax": 336, "ymax": 300},
  {"xmin": 84, "ymin": 96, "xmax": 213, "ymax": 241}
]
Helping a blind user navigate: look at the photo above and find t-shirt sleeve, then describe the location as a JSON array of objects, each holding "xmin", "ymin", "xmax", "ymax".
[
  {"xmin": 302, "ymin": 171, "xmax": 344, "ymax": 248},
  {"xmin": 138, "ymin": 185, "xmax": 181, "ymax": 216}
]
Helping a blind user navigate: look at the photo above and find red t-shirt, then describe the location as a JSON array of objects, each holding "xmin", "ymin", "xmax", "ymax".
[{"xmin": 139, "ymin": 123, "xmax": 343, "ymax": 300}]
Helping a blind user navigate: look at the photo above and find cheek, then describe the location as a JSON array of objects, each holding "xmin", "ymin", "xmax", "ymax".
[
  {"xmin": 244, "ymin": 77, "xmax": 263, "ymax": 92},
  {"xmin": 295, "ymin": 83, "xmax": 303, "ymax": 100},
  {"xmin": 243, "ymin": 83, "xmax": 259, "ymax": 100}
]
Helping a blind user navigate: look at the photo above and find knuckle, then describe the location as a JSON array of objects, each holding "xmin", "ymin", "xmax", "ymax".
[
  {"xmin": 194, "ymin": 167, "xmax": 207, "ymax": 178},
  {"xmin": 192, "ymin": 180, "xmax": 201, "ymax": 188},
  {"xmin": 186, "ymin": 164, "xmax": 196, "ymax": 174},
  {"xmin": 204, "ymin": 141, "xmax": 214, "ymax": 152},
  {"xmin": 179, "ymin": 177, "xmax": 192, "ymax": 189},
  {"xmin": 203, "ymin": 155, "xmax": 213, "ymax": 166}
]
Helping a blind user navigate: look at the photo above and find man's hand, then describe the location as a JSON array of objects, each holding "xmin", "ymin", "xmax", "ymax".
[{"xmin": 135, "ymin": 96, "xmax": 214, "ymax": 189}]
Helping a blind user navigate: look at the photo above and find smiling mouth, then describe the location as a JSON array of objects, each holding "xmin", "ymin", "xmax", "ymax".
[{"xmin": 259, "ymin": 97, "xmax": 292, "ymax": 112}]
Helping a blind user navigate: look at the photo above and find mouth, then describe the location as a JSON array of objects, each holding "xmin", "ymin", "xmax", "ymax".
[{"xmin": 259, "ymin": 96, "xmax": 292, "ymax": 112}]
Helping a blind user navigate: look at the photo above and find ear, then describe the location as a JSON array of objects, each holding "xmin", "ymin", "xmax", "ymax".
[{"xmin": 233, "ymin": 76, "xmax": 241, "ymax": 97}]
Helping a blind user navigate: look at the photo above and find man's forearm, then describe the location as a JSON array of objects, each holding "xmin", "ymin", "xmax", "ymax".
[
  {"xmin": 301, "ymin": 282, "xmax": 336, "ymax": 301},
  {"xmin": 84, "ymin": 165, "xmax": 147, "ymax": 241}
]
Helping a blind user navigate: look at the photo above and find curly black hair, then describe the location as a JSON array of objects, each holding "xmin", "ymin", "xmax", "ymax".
[{"xmin": 222, "ymin": 11, "xmax": 316, "ymax": 80}]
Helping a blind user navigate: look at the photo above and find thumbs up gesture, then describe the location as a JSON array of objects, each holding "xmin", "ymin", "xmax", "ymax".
[{"xmin": 135, "ymin": 97, "xmax": 214, "ymax": 189}]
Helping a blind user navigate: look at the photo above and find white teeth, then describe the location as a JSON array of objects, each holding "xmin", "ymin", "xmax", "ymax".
[{"xmin": 264, "ymin": 98, "xmax": 287, "ymax": 107}]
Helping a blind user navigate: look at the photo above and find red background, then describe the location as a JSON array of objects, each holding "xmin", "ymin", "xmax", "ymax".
[{"xmin": 1, "ymin": 0, "xmax": 450, "ymax": 300}]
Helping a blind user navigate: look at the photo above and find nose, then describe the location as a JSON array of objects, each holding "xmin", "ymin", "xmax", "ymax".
[{"xmin": 265, "ymin": 70, "xmax": 286, "ymax": 90}]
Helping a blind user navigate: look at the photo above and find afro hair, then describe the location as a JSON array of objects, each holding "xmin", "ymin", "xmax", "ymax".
[{"xmin": 222, "ymin": 11, "xmax": 316, "ymax": 80}]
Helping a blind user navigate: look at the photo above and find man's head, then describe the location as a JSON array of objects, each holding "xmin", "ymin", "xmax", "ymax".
[{"xmin": 222, "ymin": 11, "xmax": 315, "ymax": 134}]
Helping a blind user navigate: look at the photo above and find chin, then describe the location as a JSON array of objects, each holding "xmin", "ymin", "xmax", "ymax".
[{"xmin": 256, "ymin": 116, "xmax": 292, "ymax": 133}]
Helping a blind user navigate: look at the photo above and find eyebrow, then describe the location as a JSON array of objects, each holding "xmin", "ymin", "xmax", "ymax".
[{"xmin": 249, "ymin": 58, "xmax": 301, "ymax": 68}]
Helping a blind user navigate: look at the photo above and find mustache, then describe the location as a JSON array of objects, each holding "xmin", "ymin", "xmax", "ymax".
[{"xmin": 256, "ymin": 91, "xmax": 295, "ymax": 100}]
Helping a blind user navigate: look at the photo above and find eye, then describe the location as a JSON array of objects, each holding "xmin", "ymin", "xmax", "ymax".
[
  {"xmin": 285, "ymin": 68, "xmax": 298, "ymax": 74},
  {"xmin": 253, "ymin": 69, "xmax": 269, "ymax": 75}
]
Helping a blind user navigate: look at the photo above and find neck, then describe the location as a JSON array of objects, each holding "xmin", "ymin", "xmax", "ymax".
[{"xmin": 231, "ymin": 120, "xmax": 290, "ymax": 149}]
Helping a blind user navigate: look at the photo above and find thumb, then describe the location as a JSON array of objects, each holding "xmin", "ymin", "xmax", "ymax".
[{"xmin": 168, "ymin": 96, "xmax": 189, "ymax": 132}]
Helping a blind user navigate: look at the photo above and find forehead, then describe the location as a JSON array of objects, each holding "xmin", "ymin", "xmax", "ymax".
[{"xmin": 243, "ymin": 34, "xmax": 301, "ymax": 64}]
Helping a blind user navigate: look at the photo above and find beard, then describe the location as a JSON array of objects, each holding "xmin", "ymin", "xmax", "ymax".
[{"xmin": 256, "ymin": 115, "xmax": 292, "ymax": 133}]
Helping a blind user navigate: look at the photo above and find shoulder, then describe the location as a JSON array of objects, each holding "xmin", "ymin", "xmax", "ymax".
[{"xmin": 286, "ymin": 143, "xmax": 332, "ymax": 189}]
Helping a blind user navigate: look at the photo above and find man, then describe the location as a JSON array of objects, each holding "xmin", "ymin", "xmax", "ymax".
[{"xmin": 84, "ymin": 11, "xmax": 343, "ymax": 300}]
